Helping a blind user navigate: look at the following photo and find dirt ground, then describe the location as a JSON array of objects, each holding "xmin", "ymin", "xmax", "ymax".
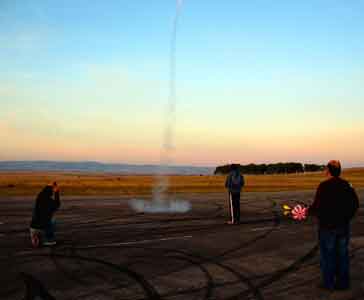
[{"xmin": 1, "ymin": 190, "xmax": 364, "ymax": 300}]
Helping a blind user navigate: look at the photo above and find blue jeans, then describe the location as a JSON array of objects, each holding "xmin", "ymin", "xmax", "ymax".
[
  {"xmin": 44, "ymin": 219, "xmax": 56, "ymax": 242},
  {"xmin": 319, "ymin": 226, "xmax": 350, "ymax": 289}
]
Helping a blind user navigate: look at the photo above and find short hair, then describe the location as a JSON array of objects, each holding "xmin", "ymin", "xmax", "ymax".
[
  {"xmin": 36, "ymin": 185, "xmax": 53, "ymax": 202},
  {"xmin": 327, "ymin": 160, "xmax": 341, "ymax": 177},
  {"xmin": 231, "ymin": 164, "xmax": 240, "ymax": 171}
]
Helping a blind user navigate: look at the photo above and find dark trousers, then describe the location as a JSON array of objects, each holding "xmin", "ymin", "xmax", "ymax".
[
  {"xmin": 44, "ymin": 220, "xmax": 56, "ymax": 242},
  {"xmin": 229, "ymin": 192, "xmax": 241, "ymax": 223},
  {"xmin": 319, "ymin": 226, "xmax": 350, "ymax": 289}
]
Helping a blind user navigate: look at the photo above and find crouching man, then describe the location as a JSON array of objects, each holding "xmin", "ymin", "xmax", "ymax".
[
  {"xmin": 30, "ymin": 182, "xmax": 61, "ymax": 247},
  {"xmin": 308, "ymin": 160, "xmax": 359, "ymax": 290}
]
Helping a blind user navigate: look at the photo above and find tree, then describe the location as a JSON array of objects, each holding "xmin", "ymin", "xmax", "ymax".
[{"xmin": 214, "ymin": 162, "xmax": 323, "ymax": 175}]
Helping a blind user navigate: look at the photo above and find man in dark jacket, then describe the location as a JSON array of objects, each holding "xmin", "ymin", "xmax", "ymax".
[
  {"xmin": 225, "ymin": 164, "xmax": 245, "ymax": 224},
  {"xmin": 30, "ymin": 182, "xmax": 61, "ymax": 246},
  {"xmin": 308, "ymin": 160, "xmax": 359, "ymax": 290}
]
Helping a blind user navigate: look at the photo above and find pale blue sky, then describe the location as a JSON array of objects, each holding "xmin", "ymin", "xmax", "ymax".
[{"xmin": 1, "ymin": 0, "xmax": 364, "ymax": 166}]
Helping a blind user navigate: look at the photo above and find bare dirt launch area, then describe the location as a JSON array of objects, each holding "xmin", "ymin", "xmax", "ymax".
[{"xmin": 1, "ymin": 171, "xmax": 364, "ymax": 300}]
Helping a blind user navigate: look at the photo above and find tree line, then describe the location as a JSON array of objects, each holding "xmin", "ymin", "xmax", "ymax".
[{"xmin": 214, "ymin": 163, "xmax": 325, "ymax": 175}]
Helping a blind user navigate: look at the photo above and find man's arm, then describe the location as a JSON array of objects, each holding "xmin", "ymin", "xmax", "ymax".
[
  {"xmin": 52, "ymin": 190, "xmax": 61, "ymax": 211},
  {"xmin": 349, "ymin": 185, "xmax": 359, "ymax": 219},
  {"xmin": 308, "ymin": 184, "xmax": 322, "ymax": 216},
  {"xmin": 225, "ymin": 175, "xmax": 230, "ymax": 189}
]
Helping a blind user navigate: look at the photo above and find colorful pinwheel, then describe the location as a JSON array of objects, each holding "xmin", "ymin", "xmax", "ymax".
[{"xmin": 291, "ymin": 204, "xmax": 307, "ymax": 221}]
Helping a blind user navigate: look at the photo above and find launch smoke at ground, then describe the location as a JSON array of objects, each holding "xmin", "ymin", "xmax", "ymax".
[
  {"xmin": 129, "ymin": 198, "xmax": 191, "ymax": 214},
  {"xmin": 130, "ymin": 1, "xmax": 190, "ymax": 214}
]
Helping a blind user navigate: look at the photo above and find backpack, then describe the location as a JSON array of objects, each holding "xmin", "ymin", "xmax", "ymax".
[{"xmin": 230, "ymin": 173, "xmax": 243, "ymax": 191}]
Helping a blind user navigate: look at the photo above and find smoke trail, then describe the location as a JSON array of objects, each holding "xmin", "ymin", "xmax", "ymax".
[
  {"xmin": 154, "ymin": 0, "xmax": 183, "ymax": 199},
  {"xmin": 130, "ymin": 0, "xmax": 191, "ymax": 214},
  {"xmin": 152, "ymin": 0, "xmax": 182, "ymax": 201}
]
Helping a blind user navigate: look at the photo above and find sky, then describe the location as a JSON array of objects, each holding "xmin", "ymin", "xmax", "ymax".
[{"xmin": 1, "ymin": 0, "xmax": 364, "ymax": 167}]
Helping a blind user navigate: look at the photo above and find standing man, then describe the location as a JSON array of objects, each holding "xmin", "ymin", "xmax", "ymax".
[
  {"xmin": 225, "ymin": 164, "xmax": 245, "ymax": 224},
  {"xmin": 30, "ymin": 182, "xmax": 61, "ymax": 247},
  {"xmin": 309, "ymin": 160, "xmax": 359, "ymax": 290}
]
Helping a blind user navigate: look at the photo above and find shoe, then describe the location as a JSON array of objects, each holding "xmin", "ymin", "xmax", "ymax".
[
  {"xmin": 31, "ymin": 234, "xmax": 40, "ymax": 248},
  {"xmin": 226, "ymin": 221, "xmax": 235, "ymax": 225},
  {"xmin": 43, "ymin": 240, "xmax": 57, "ymax": 246},
  {"xmin": 335, "ymin": 283, "xmax": 350, "ymax": 291},
  {"xmin": 317, "ymin": 283, "xmax": 334, "ymax": 291}
]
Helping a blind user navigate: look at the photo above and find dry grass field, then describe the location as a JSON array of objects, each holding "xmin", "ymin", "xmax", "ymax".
[{"xmin": 1, "ymin": 168, "xmax": 364, "ymax": 197}]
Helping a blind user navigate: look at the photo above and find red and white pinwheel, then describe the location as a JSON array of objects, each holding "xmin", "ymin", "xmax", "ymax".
[{"xmin": 291, "ymin": 204, "xmax": 307, "ymax": 221}]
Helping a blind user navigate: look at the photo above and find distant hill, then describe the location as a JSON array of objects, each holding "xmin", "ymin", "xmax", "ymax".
[{"xmin": 0, "ymin": 161, "xmax": 214, "ymax": 175}]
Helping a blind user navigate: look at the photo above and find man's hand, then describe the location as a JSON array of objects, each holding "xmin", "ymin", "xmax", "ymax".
[{"xmin": 52, "ymin": 182, "xmax": 60, "ymax": 193}]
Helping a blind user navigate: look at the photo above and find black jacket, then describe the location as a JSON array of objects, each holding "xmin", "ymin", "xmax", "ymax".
[
  {"xmin": 30, "ymin": 186, "xmax": 60, "ymax": 229},
  {"xmin": 309, "ymin": 177, "xmax": 359, "ymax": 229}
]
